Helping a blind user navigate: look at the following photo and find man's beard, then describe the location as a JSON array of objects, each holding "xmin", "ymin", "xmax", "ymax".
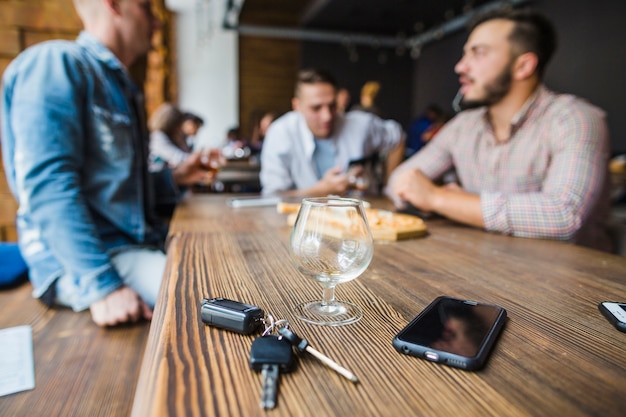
[{"xmin": 460, "ymin": 63, "xmax": 513, "ymax": 110}]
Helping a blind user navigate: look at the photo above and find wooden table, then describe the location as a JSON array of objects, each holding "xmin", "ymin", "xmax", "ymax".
[
  {"xmin": 0, "ymin": 282, "xmax": 150, "ymax": 416},
  {"xmin": 132, "ymin": 194, "xmax": 626, "ymax": 417}
]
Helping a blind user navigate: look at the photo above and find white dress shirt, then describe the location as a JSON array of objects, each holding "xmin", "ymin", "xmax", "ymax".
[{"xmin": 260, "ymin": 110, "xmax": 403, "ymax": 195}]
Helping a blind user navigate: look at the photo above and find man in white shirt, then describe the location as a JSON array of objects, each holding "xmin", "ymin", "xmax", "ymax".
[{"xmin": 260, "ymin": 69, "xmax": 405, "ymax": 196}]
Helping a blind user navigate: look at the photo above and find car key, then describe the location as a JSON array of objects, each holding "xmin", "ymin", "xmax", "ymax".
[
  {"xmin": 200, "ymin": 297, "xmax": 264, "ymax": 334},
  {"xmin": 277, "ymin": 326, "xmax": 358, "ymax": 383},
  {"xmin": 249, "ymin": 335, "xmax": 295, "ymax": 409}
]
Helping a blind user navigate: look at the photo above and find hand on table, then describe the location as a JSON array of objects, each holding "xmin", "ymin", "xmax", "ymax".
[
  {"xmin": 89, "ymin": 286, "xmax": 153, "ymax": 327},
  {"xmin": 389, "ymin": 168, "xmax": 440, "ymax": 212},
  {"xmin": 388, "ymin": 169, "xmax": 484, "ymax": 228},
  {"xmin": 314, "ymin": 166, "xmax": 350, "ymax": 196}
]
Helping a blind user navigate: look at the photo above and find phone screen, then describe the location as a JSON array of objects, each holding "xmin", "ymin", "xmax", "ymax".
[
  {"xmin": 396, "ymin": 297, "xmax": 505, "ymax": 358},
  {"xmin": 599, "ymin": 302, "xmax": 626, "ymax": 332}
]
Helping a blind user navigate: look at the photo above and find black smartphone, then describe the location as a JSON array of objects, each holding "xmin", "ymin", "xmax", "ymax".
[
  {"xmin": 393, "ymin": 296, "xmax": 507, "ymax": 371},
  {"xmin": 598, "ymin": 301, "xmax": 626, "ymax": 333}
]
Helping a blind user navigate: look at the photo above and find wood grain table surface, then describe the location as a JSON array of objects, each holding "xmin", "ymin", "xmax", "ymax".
[
  {"xmin": 0, "ymin": 282, "xmax": 150, "ymax": 417},
  {"xmin": 132, "ymin": 194, "xmax": 626, "ymax": 417}
]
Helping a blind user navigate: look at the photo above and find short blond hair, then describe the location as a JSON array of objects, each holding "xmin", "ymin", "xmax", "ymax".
[{"xmin": 361, "ymin": 81, "xmax": 380, "ymax": 100}]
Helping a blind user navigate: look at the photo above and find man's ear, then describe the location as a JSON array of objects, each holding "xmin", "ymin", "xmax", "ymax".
[
  {"xmin": 104, "ymin": 0, "xmax": 122, "ymax": 16},
  {"xmin": 513, "ymin": 52, "xmax": 538, "ymax": 80},
  {"xmin": 291, "ymin": 97, "xmax": 300, "ymax": 111}
]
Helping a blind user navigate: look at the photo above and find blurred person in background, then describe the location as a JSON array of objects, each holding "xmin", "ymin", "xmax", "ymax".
[
  {"xmin": 148, "ymin": 102, "xmax": 190, "ymax": 168},
  {"xmin": 336, "ymin": 87, "xmax": 351, "ymax": 115},
  {"xmin": 351, "ymin": 80, "xmax": 384, "ymax": 118},
  {"xmin": 405, "ymin": 104, "xmax": 446, "ymax": 159},
  {"xmin": 249, "ymin": 111, "xmax": 276, "ymax": 155},
  {"xmin": 260, "ymin": 69, "xmax": 404, "ymax": 196},
  {"xmin": 181, "ymin": 111, "xmax": 204, "ymax": 149},
  {"xmin": 1, "ymin": 0, "xmax": 222, "ymax": 326},
  {"xmin": 387, "ymin": 9, "xmax": 611, "ymax": 252}
]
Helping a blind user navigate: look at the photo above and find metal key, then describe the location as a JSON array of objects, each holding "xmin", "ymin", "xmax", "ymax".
[
  {"xmin": 249, "ymin": 335, "xmax": 295, "ymax": 409},
  {"xmin": 277, "ymin": 327, "xmax": 359, "ymax": 383}
]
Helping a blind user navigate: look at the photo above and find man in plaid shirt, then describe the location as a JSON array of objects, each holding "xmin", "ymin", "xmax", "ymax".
[{"xmin": 387, "ymin": 9, "xmax": 611, "ymax": 252}]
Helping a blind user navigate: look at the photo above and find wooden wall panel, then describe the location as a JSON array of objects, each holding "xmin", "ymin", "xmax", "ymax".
[
  {"xmin": 0, "ymin": 0, "xmax": 82, "ymax": 90},
  {"xmin": 238, "ymin": 36, "xmax": 300, "ymax": 140},
  {"xmin": 0, "ymin": 28, "xmax": 20, "ymax": 55},
  {"xmin": 239, "ymin": 0, "xmax": 309, "ymax": 26},
  {"xmin": 0, "ymin": 146, "xmax": 18, "ymax": 242},
  {"xmin": 0, "ymin": 57, "xmax": 13, "ymax": 75},
  {"xmin": 146, "ymin": 0, "xmax": 177, "ymax": 115},
  {"xmin": 24, "ymin": 31, "xmax": 77, "ymax": 48},
  {"xmin": 0, "ymin": 0, "xmax": 82, "ymax": 32},
  {"xmin": 238, "ymin": 0, "xmax": 309, "ymax": 139}
]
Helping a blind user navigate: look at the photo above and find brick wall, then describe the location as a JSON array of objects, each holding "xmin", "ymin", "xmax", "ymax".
[{"xmin": 0, "ymin": 0, "xmax": 175, "ymax": 242}]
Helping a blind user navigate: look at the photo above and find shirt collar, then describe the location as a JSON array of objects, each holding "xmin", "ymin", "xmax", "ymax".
[
  {"xmin": 76, "ymin": 31, "xmax": 129, "ymax": 76},
  {"xmin": 77, "ymin": 31, "xmax": 142, "ymax": 99},
  {"xmin": 297, "ymin": 113, "xmax": 316, "ymax": 158},
  {"xmin": 297, "ymin": 112, "xmax": 342, "ymax": 158},
  {"xmin": 480, "ymin": 84, "xmax": 546, "ymax": 142},
  {"xmin": 510, "ymin": 85, "xmax": 545, "ymax": 129}
]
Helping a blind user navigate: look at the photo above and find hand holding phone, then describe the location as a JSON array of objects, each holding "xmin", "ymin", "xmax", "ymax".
[
  {"xmin": 598, "ymin": 301, "xmax": 626, "ymax": 332},
  {"xmin": 393, "ymin": 296, "xmax": 507, "ymax": 371}
]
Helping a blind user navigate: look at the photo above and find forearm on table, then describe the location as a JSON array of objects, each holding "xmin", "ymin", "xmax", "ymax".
[
  {"xmin": 384, "ymin": 139, "xmax": 406, "ymax": 182},
  {"xmin": 260, "ymin": 174, "xmax": 296, "ymax": 196},
  {"xmin": 296, "ymin": 183, "xmax": 334, "ymax": 197},
  {"xmin": 431, "ymin": 187, "xmax": 484, "ymax": 228},
  {"xmin": 436, "ymin": 188, "xmax": 597, "ymax": 239},
  {"xmin": 271, "ymin": 181, "xmax": 329, "ymax": 198},
  {"xmin": 481, "ymin": 191, "xmax": 596, "ymax": 240}
]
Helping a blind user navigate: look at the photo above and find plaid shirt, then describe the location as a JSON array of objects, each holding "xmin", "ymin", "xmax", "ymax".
[{"xmin": 397, "ymin": 86, "xmax": 611, "ymax": 251}]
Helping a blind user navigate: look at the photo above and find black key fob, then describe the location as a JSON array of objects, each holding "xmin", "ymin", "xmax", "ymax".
[
  {"xmin": 249, "ymin": 335, "xmax": 295, "ymax": 373},
  {"xmin": 200, "ymin": 297, "xmax": 264, "ymax": 334}
]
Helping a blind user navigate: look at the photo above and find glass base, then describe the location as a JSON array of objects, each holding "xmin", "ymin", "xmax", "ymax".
[{"xmin": 294, "ymin": 300, "xmax": 363, "ymax": 326}]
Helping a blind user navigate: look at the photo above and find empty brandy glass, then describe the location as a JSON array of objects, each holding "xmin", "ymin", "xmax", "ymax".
[{"xmin": 290, "ymin": 197, "xmax": 374, "ymax": 325}]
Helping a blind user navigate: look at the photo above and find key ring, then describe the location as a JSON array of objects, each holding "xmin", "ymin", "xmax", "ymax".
[
  {"xmin": 261, "ymin": 314, "xmax": 290, "ymax": 336},
  {"xmin": 261, "ymin": 314, "xmax": 275, "ymax": 336},
  {"xmin": 275, "ymin": 319, "xmax": 289, "ymax": 331}
]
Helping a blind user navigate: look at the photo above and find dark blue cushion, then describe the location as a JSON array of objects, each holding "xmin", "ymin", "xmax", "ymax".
[{"xmin": 0, "ymin": 243, "xmax": 28, "ymax": 287}]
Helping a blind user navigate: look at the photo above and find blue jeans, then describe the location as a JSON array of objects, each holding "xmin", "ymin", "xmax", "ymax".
[{"xmin": 55, "ymin": 246, "xmax": 166, "ymax": 311}]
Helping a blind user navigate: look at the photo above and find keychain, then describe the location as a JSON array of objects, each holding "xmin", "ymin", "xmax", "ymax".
[{"xmin": 200, "ymin": 297, "xmax": 358, "ymax": 383}]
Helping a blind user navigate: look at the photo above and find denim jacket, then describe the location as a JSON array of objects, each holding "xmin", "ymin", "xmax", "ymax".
[{"xmin": 1, "ymin": 32, "xmax": 168, "ymax": 311}]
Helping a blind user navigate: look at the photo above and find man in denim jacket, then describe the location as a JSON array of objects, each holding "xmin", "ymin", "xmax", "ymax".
[{"xmin": 1, "ymin": 0, "xmax": 214, "ymax": 326}]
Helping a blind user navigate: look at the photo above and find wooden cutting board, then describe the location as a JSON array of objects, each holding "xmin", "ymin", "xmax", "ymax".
[{"xmin": 280, "ymin": 203, "xmax": 427, "ymax": 241}]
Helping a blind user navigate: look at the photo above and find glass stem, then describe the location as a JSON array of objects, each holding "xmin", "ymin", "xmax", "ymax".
[{"xmin": 321, "ymin": 285, "xmax": 336, "ymax": 307}]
